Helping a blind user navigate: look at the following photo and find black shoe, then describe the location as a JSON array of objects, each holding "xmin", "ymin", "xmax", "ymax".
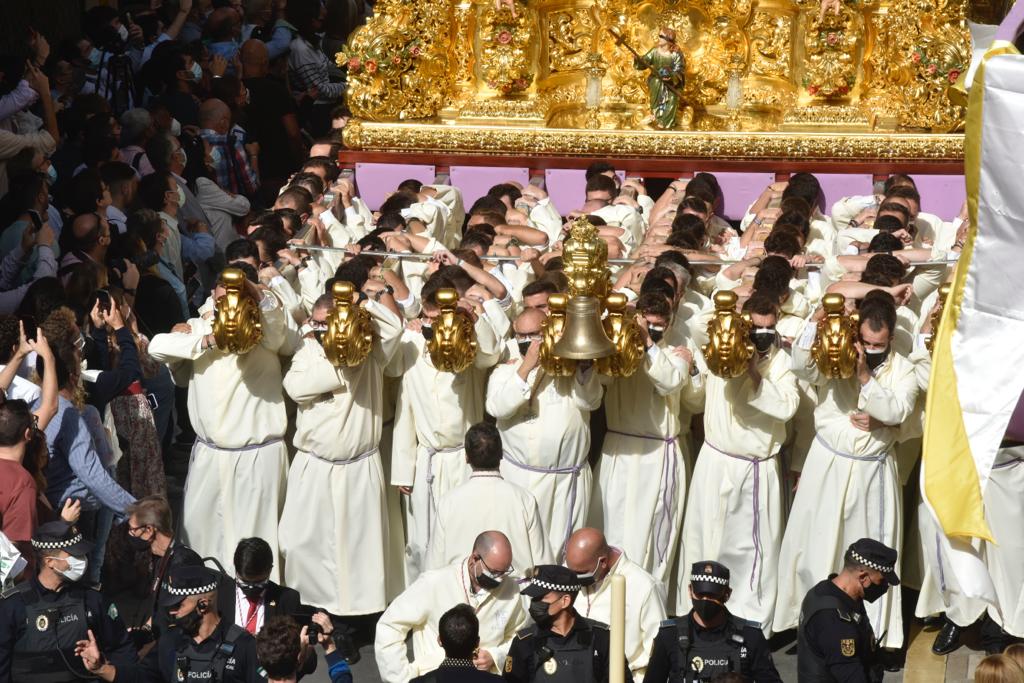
[
  {"xmin": 921, "ymin": 614, "xmax": 945, "ymax": 629},
  {"xmin": 881, "ymin": 647, "xmax": 905, "ymax": 672},
  {"xmin": 932, "ymin": 621, "xmax": 963, "ymax": 655}
]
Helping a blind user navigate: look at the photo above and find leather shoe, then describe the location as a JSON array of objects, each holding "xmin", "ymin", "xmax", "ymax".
[{"xmin": 932, "ymin": 621, "xmax": 963, "ymax": 655}]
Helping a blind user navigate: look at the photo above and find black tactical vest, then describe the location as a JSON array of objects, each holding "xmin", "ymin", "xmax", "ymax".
[
  {"xmin": 526, "ymin": 625, "xmax": 602, "ymax": 683},
  {"xmin": 9, "ymin": 583, "xmax": 94, "ymax": 683},
  {"xmin": 173, "ymin": 623, "xmax": 246, "ymax": 682},
  {"xmin": 797, "ymin": 585, "xmax": 875, "ymax": 682},
  {"xmin": 669, "ymin": 617, "xmax": 749, "ymax": 682}
]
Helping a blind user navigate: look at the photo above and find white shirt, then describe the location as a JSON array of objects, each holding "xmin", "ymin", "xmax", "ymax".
[{"xmin": 234, "ymin": 584, "xmax": 265, "ymax": 633}]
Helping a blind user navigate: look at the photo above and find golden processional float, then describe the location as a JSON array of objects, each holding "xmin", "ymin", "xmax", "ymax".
[{"xmin": 334, "ymin": 0, "xmax": 1011, "ymax": 164}]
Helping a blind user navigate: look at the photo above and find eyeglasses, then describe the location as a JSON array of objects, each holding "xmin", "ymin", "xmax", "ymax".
[
  {"xmin": 477, "ymin": 555, "xmax": 514, "ymax": 579},
  {"xmin": 127, "ymin": 523, "xmax": 151, "ymax": 536}
]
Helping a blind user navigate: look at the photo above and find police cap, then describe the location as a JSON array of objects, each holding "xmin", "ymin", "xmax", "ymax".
[
  {"xmin": 847, "ymin": 538, "xmax": 900, "ymax": 586},
  {"xmin": 160, "ymin": 565, "xmax": 221, "ymax": 606},
  {"xmin": 521, "ymin": 565, "xmax": 581, "ymax": 598},
  {"xmin": 690, "ymin": 560, "xmax": 730, "ymax": 597},
  {"xmin": 30, "ymin": 521, "xmax": 94, "ymax": 556}
]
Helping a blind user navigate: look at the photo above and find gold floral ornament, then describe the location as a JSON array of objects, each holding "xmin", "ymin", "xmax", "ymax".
[
  {"xmin": 427, "ymin": 288, "xmax": 477, "ymax": 373},
  {"xmin": 799, "ymin": 0, "xmax": 861, "ymax": 99},
  {"xmin": 212, "ymin": 268, "xmax": 263, "ymax": 354},
  {"xmin": 702, "ymin": 290, "xmax": 753, "ymax": 379},
  {"xmin": 480, "ymin": 0, "xmax": 534, "ymax": 96},
  {"xmin": 539, "ymin": 294, "xmax": 577, "ymax": 377},
  {"xmin": 562, "ymin": 217, "xmax": 610, "ymax": 300},
  {"xmin": 595, "ymin": 293, "xmax": 645, "ymax": 378},
  {"xmin": 811, "ymin": 293, "xmax": 859, "ymax": 379},
  {"xmin": 322, "ymin": 281, "xmax": 374, "ymax": 367},
  {"xmin": 336, "ymin": 0, "xmax": 454, "ymax": 120}
]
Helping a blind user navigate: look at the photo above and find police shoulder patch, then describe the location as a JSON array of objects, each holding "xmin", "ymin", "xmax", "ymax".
[
  {"xmin": 504, "ymin": 656, "xmax": 513, "ymax": 673},
  {"xmin": 840, "ymin": 639, "xmax": 856, "ymax": 657}
]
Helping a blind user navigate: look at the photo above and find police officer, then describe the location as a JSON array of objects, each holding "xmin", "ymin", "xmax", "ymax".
[
  {"xmin": 797, "ymin": 538, "xmax": 899, "ymax": 683},
  {"xmin": 502, "ymin": 565, "xmax": 632, "ymax": 683},
  {"xmin": 0, "ymin": 521, "xmax": 138, "ymax": 683},
  {"xmin": 141, "ymin": 565, "xmax": 263, "ymax": 682},
  {"xmin": 644, "ymin": 561, "xmax": 781, "ymax": 682}
]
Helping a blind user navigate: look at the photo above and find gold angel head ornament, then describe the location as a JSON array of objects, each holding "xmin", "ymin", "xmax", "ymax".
[
  {"xmin": 322, "ymin": 281, "xmax": 374, "ymax": 367},
  {"xmin": 562, "ymin": 217, "xmax": 610, "ymax": 300},
  {"xmin": 595, "ymin": 293, "xmax": 645, "ymax": 378},
  {"xmin": 212, "ymin": 268, "xmax": 263, "ymax": 354},
  {"xmin": 811, "ymin": 293, "xmax": 860, "ymax": 379},
  {"xmin": 539, "ymin": 293, "xmax": 576, "ymax": 376},
  {"xmin": 702, "ymin": 290, "xmax": 754, "ymax": 378},
  {"xmin": 427, "ymin": 288, "xmax": 477, "ymax": 373}
]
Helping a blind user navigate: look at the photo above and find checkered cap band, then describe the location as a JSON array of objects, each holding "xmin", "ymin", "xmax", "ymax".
[
  {"xmin": 851, "ymin": 550, "xmax": 893, "ymax": 574},
  {"xmin": 529, "ymin": 579, "xmax": 578, "ymax": 593},
  {"xmin": 31, "ymin": 533, "xmax": 84, "ymax": 550},
  {"xmin": 162, "ymin": 581, "xmax": 219, "ymax": 597},
  {"xmin": 691, "ymin": 574, "xmax": 729, "ymax": 586}
]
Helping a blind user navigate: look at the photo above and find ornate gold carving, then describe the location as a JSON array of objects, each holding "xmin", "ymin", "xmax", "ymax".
[
  {"xmin": 480, "ymin": 2, "xmax": 535, "ymax": 95},
  {"xmin": 811, "ymin": 293, "xmax": 859, "ymax": 379},
  {"xmin": 539, "ymin": 294, "xmax": 577, "ymax": 376},
  {"xmin": 796, "ymin": 0, "xmax": 862, "ymax": 99},
  {"xmin": 748, "ymin": 9, "xmax": 792, "ymax": 79},
  {"xmin": 595, "ymin": 293, "xmax": 645, "ymax": 378},
  {"xmin": 323, "ymin": 281, "xmax": 375, "ymax": 367},
  {"xmin": 547, "ymin": 9, "xmax": 597, "ymax": 73},
  {"xmin": 427, "ymin": 288, "xmax": 477, "ymax": 373},
  {"xmin": 702, "ymin": 290, "xmax": 754, "ymax": 379},
  {"xmin": 563, "ymin": 217, "xmax": 610, "ymax": 299},
  {"xmin": 337, "ymin": 0, "xmax": 454, "ymax": 120},
  {"xmin": 212, "ymin": 268, "xmax": 262, "ymax": 355},
  {"xmin": 343, "ymin": 119, "xmax": 964, "ymax": 160}
]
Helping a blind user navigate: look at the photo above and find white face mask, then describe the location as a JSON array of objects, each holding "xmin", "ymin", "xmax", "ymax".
[
  {"xmin": 57, "ymin": 555, "xmax": 89, "ymax": 583},
  {"xmin": 170, "ymin": 118, "xmax": 182, "ymax": 137},
  {"xmin": 189, "ymin": 62, "xmax": 202, "ymax": 81},
  {"xmin": 117, "ymin": 24, "xmax": 129, "ymax": 42},
  {"xmin": 177, "ymin": 186, "xmax": 186, "ymax": 208}
]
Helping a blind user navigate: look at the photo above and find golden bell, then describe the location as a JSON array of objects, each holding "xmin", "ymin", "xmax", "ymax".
[
  {"xmin": 212, "ymin": 267, "xmax": 262, "ymax": 354},
  {"xmin": 812, "ymin": 293, "xmax": 859, "ymax": 379},
  {"xmin": 322, "ymin": 280, "xmax": 374, "ymax": 367},
  {"xmin": 552, "ymin": 296, "xmax": 616, "ymax": 360},
  {"xmin": 539, "ymin": 293, "xmax": 576, "ymax": 376}
]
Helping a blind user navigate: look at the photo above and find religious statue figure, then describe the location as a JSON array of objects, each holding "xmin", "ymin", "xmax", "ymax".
[{"xmin": 633, "ymin": 28, "xmax": 686, "ymax": 129}]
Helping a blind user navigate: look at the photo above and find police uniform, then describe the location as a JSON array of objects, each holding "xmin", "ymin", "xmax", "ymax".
[
  {"xmin": 147, "ymin": 538, "xmax": 203, "ymax": 641},
  {"xmin": 501, "ymin": 565, "xmax": 631, "ymax": 683},
  {"xmin": 141, "ymin": 566, "xmax": 263, "ymax": 683},
  {"xmin": 797, "ymin": 539, "xmax": 899, "ymax": 683},
  {"xmin": 0, "ymin": 522, "xmax": 138, "ymax": 683},
  {"xmin": 644, "ymin": 561, "xmax": 781, "ymax": 683}
]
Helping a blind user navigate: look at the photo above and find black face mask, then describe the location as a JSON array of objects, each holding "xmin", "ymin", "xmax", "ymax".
[
  {"xmin": 529, "ymin": 598, "xmax": 556, "ymax": 630},
  {"xmin": 312, "ymin": 328, "xmax": 326, "ymax": 345},
  {"xmin": 170, "ymin": 606, "xmax": 204, "ymax": 637},
  {"xmin": 864, "ymin": 347, "xmax": 889, "ymax": 371},
  {"xmin": 421, "ymin": 323, "xmax": 434, "ymax": 341},
  {"xmin": 127, "ymin": 534, "xmax": 151, "ymax": 553},
  {"xmin": 862, "ymin": 579, "xmax": 888, "ymax": 603},
  {"xmin": 750, "ymin": 329, "xmax": 776, "ymax": 354},
  {"xmin": 692, "ymin": 597, "xmax": 726, "ymax": 623},
  {"xmin": 648, "ymin": 326, "xmax": 665, "ymax": 344},
  {"xmin": 517, "ymin": 341, "xmax": 532, "ymax": 358},
  {"xmin": 237, "ymin": 579, "xmax": 268, "ymax": 601}
]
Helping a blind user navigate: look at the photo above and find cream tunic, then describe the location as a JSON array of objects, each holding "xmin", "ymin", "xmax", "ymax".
[
  {"xmin": 773, "ymin": 324, "xmax": 919, "ymax": 647},
  {"xmin": 387, "ymin": 314, "xmax": 503, "ymax": 580},
  {"xmin": 486, "ymin": 353, "xmax": 602, "ymax": 558},
  {"xmin": 679, "ymin": 347, "xmax": 799, "ymax": 627},
  {"xmin": 578, "ymin": 551, "xmax": 667, "ymax": 676},
  {"xmin": 148, "ymin": 296, "xmax": 291, "ymax": 582},
  {"xmin": 426, "ymin": 472, "xmax": 550, "ymax": 571},
  {"xmin": 278, "ymin": 302, "xmax": 403, "ymax": 615},
  {"xmin": 374, "ymin": 558, "xmax": 528, "ymax": 683},
  {"xmin": 590, "ymin": 344, "xmax": 692, "ymax": 583}
]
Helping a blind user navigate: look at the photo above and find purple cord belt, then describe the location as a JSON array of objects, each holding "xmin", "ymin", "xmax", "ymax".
[
  {"xmin": 301, "ymin": 447, "xmax": 379, "ymax": 466},
  {"xmin": 503, "ymin": 450, "xmax": 583, "ymax": 558},
  {"xmin": 605, "ymin": 429, "xmax": 679, "ymax": 566},
  {"xmin": 704, "ymin": 441, "xmax": 776, "ymax": 598},
  {"xmin": 424, "ymin": 443, "xmax": 465, "ymax": 546},
  {"xmin": 814, "ymin": 434, "xmax": 890, "ymax": 546}
]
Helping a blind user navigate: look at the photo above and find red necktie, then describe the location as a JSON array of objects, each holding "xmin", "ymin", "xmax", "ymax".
[{"xmin": 244, "ymin": 598, "xmax": 259, "ymax": 634}]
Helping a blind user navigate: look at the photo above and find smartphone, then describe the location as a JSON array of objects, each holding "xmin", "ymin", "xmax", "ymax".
[
  {"xmin": 19, "ymin": 315, "xmax": 37, "ymax": 341},
  {"xmin": 96, "ymin": 289, "xmax": 111, "ymax": 313},
  {"xmin": 27, "ymin": 210, "xmax": 43, "ymax": 231}
]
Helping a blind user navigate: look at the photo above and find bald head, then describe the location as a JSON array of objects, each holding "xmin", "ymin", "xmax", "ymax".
[
  {"xmin": 240, "ymin": 39, "xmax": 269, "ymax": 78},
  {"xmin": 199, "ymin": 98, "xmax": 231, "ymax": 134},
  {"xmin": 564, "ymin": 528, "xmax": 610, "ymax": 573},
  {"xmin": 472, "ymin": 531, "xmax": 512, "ymax": 573},
  {"xmin": 514, "ymin": 307, "xmax": 546, "ymax": 336}
]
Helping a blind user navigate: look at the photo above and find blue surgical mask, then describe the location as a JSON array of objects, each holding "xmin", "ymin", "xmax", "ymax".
[
  {"xmin": 89, "ymin": 48, "xmax": 102, "ymax": 67},
  {"xmin": 46, "ymin": 165, "xmax": 58, "ymax": 184},
  {"xmin": 189, "ymin": 62, "xmax": 202, "ymax": 81}
]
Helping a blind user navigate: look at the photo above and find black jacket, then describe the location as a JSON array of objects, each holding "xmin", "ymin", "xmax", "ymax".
[{"xmin": 216, "ymin": 578, "xmax": 304, "ymax": 630}]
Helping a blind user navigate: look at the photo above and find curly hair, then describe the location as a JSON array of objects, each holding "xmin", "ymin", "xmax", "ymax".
[
  {"xmin": 40, "ymin": 307, "xmax": 80, "ymax": 352},
  {"xmin": 255, "ymin": 616, "xmax": 302, "ymax": 679}
]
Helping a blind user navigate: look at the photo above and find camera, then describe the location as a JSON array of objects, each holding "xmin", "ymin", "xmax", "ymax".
[{"xmin": 307, "ymin": 622, "xmax": 321, "ymax": 645}]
